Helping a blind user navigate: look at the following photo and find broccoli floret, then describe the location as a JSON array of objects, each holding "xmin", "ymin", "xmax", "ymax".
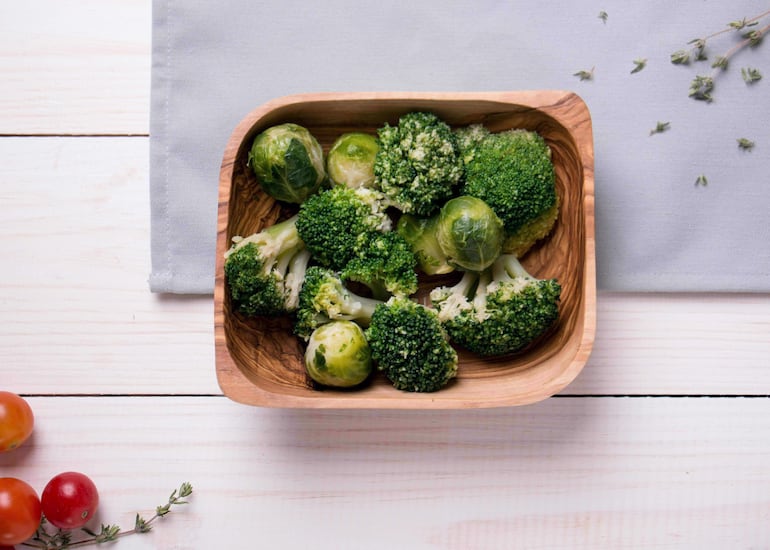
[
  {"xmin": 294, "ymin": 266, "xmax": 384, "ymax": 340},
  {"xmin": 366, "ymin": 296, "xmax": 458, "ymax": 393},
  {"xmin": 373, "ymin": 112, "xmax": 464, "ymax": 216},
  {"xmin": 296, "ymin": 186, "xmax": 392, "ymax": 270},
  {"xmin": 429, "ymin": 254, "xmax": 561, "ymax": 357},
  {"xmin": 341, "ymin": 231, "xmax": 419, "ymax": 300},
  {"xmin": 454, "ymin": 123, "xmax": 490, "ymax": 163},
  {"xmin": 224, "ymin": 214, "xmax": 311, "ymax": 316},
  {"xmin": 460, "ymin": 128, "xmax": 558, "ymax": 257}
]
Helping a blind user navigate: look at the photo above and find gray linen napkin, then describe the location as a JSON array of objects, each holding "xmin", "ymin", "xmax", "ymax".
[{"xmin": 150, "ymin": 0, "xmax": 770, "ymax": 294}]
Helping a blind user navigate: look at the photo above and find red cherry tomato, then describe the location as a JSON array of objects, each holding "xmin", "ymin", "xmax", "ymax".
[
  {"xmin": 0, "ymin": 477, "xmax": 42, "ymax": 546},
  {"xmin": 41, "ymin": 472, "xmax": 99, "ymax": 530},
  {"xmin": 0, "ymin": 392, "xmax": 34, "ymax": 452}
]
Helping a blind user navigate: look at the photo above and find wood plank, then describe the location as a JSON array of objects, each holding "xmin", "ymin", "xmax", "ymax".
[
  {"xmin": 0, "ymin": 0, "xmax": 150, "ymax": 135},
  {"xmin": 1, "ymin": 396, "xmax": 768, "ymax": 548},
  {"xmin": 0, "ymin": 137, "xmax": 216, "ymax": 394},
  {"xmin": 1, "ymin": 137, "xmax": 769, "ymax": 396}
]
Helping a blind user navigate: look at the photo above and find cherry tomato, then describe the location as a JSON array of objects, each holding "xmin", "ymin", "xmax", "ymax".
[
  {"xmin": 41, "ymin": 472, "xmax": 99, "ymax": 530},
  {"xmin": 0, "ymin": 477, "xmax": 42, "ymax": 545},
  {"xmin": 0, "ymin": 392, "xmax": 34, "ymax": 452}
]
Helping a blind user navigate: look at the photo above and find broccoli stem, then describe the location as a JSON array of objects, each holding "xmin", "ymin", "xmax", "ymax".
[
  {"xmin": 452, "ymin": 270, "xmax": 479, "ymax": 299},
  {"xmin": 262, "ymin": 213, "xmax": 302, "ymax": 252},
  {"xmin": 284, "ymin": 248, "xmax": 312, "ymax": 311},
  {"xmin": 337, "ymin": 291, "xmax": 382, "ymax": 325},
  {"xmin": 228, "ymin": 214, "xmax": 302, "ymax": 265},
  {"xmin": 491, "ymin": 254, "xmax": 535, "ymax": 283}
]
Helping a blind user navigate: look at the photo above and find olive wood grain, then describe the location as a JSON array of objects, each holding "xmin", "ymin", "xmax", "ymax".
[{"xmin": 214, "ymin": 91, "xmax": 596, "ymax": 408}]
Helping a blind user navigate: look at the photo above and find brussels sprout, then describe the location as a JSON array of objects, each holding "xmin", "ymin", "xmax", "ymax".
[
  {"xmin": 396, "ymin": 213, "xmax": 454, "ymax": 275},
  {"xmin": 248, "ymin": 123, "xmax": 325, "ymax": 204},
  {"xmin": 326, "ymin": 132, "xmax": 379, "ymax": 189},
  {"xmin": 304, "ymin": 320, "xmax": 373, "ymax": 388},
  {"xmin": 436, "ymin": 196, "xmax": 504, "ymax": 272}
]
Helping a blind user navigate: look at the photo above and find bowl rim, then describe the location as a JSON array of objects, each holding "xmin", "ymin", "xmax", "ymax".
[{"xmin": 214, "ymin": 90, "xmax": 596, "ymax": 409}]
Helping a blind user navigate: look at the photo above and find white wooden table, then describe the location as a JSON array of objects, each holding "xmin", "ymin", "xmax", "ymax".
[{"xmin": 1, "ymin": 2, "xmax": 769, "ymax": 548}]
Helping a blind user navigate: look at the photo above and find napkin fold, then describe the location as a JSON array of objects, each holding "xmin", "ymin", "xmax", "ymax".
[{"xmin": 150, "ymin": 0, "xmax": 770, "ymax": 294}]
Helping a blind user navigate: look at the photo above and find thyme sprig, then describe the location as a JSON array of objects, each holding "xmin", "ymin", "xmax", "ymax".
[
  {"xmin": 671, "ymin": 9, "xmax": 770, "ymax": 101},
  {"xmin": 21, "ymin": 482, "xmax": 193, "ymax": 550}
]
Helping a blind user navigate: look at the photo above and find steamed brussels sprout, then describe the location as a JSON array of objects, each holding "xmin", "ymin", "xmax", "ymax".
[
  {"xmin": 436, "ymin": 196, "xmax": 504, "ymax": 272},
  {"xmin": 326, "ymin": 132, "xmax": 379, "ymax": 189},
  {"xmin": 248, "ymin": 123, "xmax": 325, "ymax": 204},
  {"xmin": 396, "ymin": 213, "xmax": 454, "ymax": 275},
  {"xmin": 304, "ymin": 320, "xmax": 373, "ymax": 388}
]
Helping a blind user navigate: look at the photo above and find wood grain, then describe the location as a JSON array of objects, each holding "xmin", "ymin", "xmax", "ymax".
[
  {"xmin": 0, "ymin": 0, "xmax": 151, "ymax": 135},
  {"xmin": 214, "ymin": 91, "xmax": 596, "ymax": 408},
  {"xmin": 1, "ymin": 396, "xmax": 768, "ymax": 549}
]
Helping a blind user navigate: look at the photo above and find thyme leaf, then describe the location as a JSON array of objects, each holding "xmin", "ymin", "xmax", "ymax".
[
  {"xmin": 741, "ymin": 67, "xmax": 762, "ymax": 83},
  {"xmin": 573, "ymin": 67, "xmax": 595, "ymax": 81},
  {"xmin": 689, "ymin": 75, "xmax": 714, "ymax": 102},
  {"xmin": 649, "ymin": 121, "xmax": 671, "ymax": 136},
  {"xmin": 631, "ymin": 58, "xmax": 647, "ymax": 74}
]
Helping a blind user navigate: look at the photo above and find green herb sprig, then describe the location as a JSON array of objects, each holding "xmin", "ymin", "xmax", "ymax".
[
  {"xmin": 21, "ymin": 482, "xmax": 193, "ymax": 549},
  {"xmin": 737, "ymin": 138, "xmax": 755, "ymax": 151},
  {"xmin": 671, "ymin": 9, "xmax": 770, "ymax": 101}
]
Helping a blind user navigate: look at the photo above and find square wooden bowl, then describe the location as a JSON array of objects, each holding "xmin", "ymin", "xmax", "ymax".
[{"xmin": 214, "ymin": 91, "xmax": 596, "ymax": 409}]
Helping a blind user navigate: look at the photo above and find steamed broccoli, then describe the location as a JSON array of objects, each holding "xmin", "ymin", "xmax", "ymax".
[
  {"xmin": 429, "ymin": 254, "xmax": 561, "ymax": 357},
  {"xmin": 224, "ymin": 214, "xmax": 311, "ymax": 316},
  {"xmin": 373, "ymin": 111, "xmax": 464, "ymax": 216},
  {"xmin": 366, "ymin": 296, "xmax": 458, "ymax": 393},
  {"xmin": 341, "ymin": 231, "xmax": 419, "ymax": 300},
  {"xmin": 294, "ymin": 266, "xmax": 383, "ymax": 340},
  {"xmin": 295, "ymin": 186, "xmax": 392, "ymax": 270},
  {"xmin": 460, "ymin": 127, "xmax": 558, "ymax": 257}
]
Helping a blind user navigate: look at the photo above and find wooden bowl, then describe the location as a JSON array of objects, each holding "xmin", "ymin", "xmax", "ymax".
[{"xmin": 215, "ymin": 91, "xmax": 596, "ymax": 409}]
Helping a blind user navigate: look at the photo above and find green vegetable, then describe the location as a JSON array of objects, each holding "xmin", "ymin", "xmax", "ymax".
[
  {"xmin": 248, "ymin": 123, "xmax": 325, "ymax": 204},
  {"xmin": 326, "ymin": 132, "xmax": 379, "ymax": 189},
  {"xmin": 366, "ymin": 296, "xmax": 458, "ymax": 393},
  {"xmin": 304, "ymin": 320, "xmax": 373, "ymax": 388},
  {"xmin": 341, "ymin": 231, "xmax": 419, "ymax": 300},
  {"xmin": 296, "ymin": 186, "xmax": 391, "ymax": 271},
  {"xmin": 430, "ymin": 254, "xmax": 561, "ymax": 357},
  {"xmin": 294, "ymin": 267, "xmax": 383, "ymax": 340},
  {"xmin": 435, "ymin": 195, "xmax": 504, "ymax": 272},
  {"xmin": 396, "ymin": 213, "xmax": 454, "ymax": 276},
  {"xmin": 373, "ymin": 112, "xmax": 464, "ymax": 216},
  {"xmin": 460, "ymin": 128, "xmax": 558, "ymax": 257},
  {"xmin": 224, "ymin": 215, "xmax": 311, "ymax": 317}
]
